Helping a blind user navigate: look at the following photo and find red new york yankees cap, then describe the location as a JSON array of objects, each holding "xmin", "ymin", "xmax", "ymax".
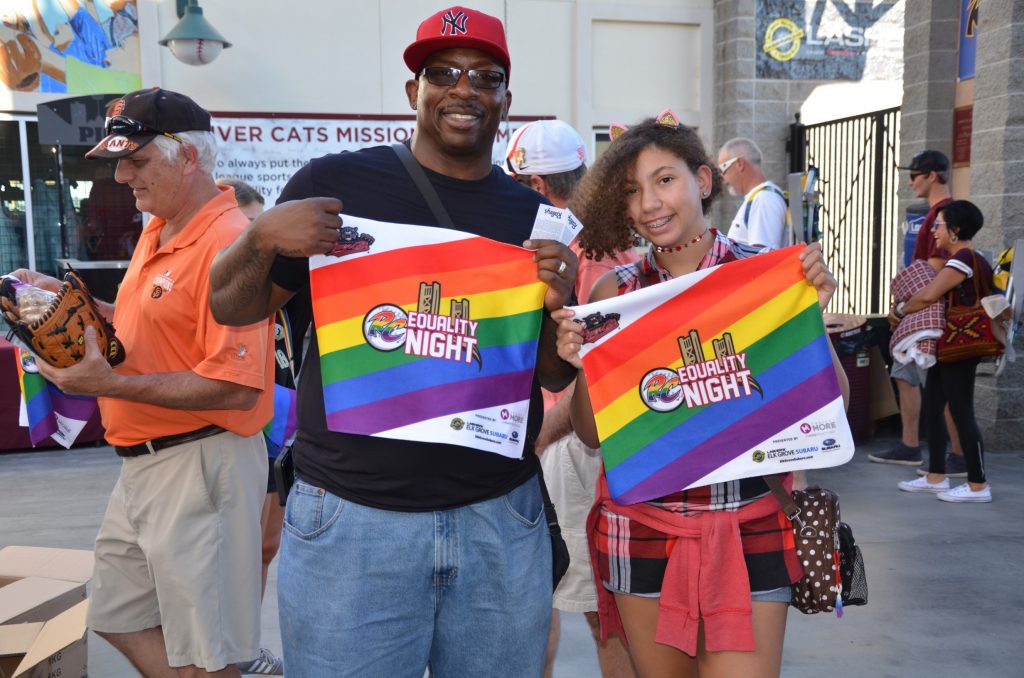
[{"xmin": 404, "ymin": 6, "xmax": 511, "ymax": 80}]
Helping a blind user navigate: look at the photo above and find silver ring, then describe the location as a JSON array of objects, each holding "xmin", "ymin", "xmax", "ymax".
[{"xmin": 557, "ymin": 260, "xmax": 567, "ymax": 275}]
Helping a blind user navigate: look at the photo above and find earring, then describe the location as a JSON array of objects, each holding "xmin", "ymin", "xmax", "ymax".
[
  {"xmin": 702, "ymin": 191, "xmax": 709, "ymax": 198},
  {"xmin": 951, "ymin": 233, "xmax": 958, "ymax": 243}
]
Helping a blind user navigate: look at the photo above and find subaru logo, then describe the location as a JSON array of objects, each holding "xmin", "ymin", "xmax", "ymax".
[{"xmin": 823, "ymin": 438, "xmax": 835, "ymax": 446}]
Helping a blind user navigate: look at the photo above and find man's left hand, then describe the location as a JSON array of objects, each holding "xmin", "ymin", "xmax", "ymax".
[
  {"xmin": 525, "ymin": 239, "xmax": 578, "ymax": 311},
  {"xmin": 35, "ymin": 326, "xmax": 116, "ymax": 397}
]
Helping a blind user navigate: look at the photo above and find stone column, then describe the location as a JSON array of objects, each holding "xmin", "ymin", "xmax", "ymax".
[
  {"xmin": 714, "ymin": 0, "xmax": 757, "ymax": 227},
  {"xmin": 897, "ymin": 0, "xmax": 959, "ymax": 262},
  {"xmin": 970, "ymin": 1, "xmax": 1024, "ymax": 448}
]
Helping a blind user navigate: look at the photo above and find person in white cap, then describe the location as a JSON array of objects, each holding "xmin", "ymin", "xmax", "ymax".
[{"xmin": 506, "ymin": 120, "xmax": 638, "ymax": 678}]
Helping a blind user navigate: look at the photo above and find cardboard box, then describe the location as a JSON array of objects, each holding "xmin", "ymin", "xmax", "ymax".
[
  {"xmin": 0, "ymin": 548, "xmax": 93, "ymax": 584},
  {"xmin": 0, "ymin": 547, "xmax": 93, "ymax": 627},
  {"xmin": 0, "ymin": 548, "xmax": 92, "ymax": 678},
  {"xmin": 0, "ymin": 600, "xmax": 88, "ymax": 678}
]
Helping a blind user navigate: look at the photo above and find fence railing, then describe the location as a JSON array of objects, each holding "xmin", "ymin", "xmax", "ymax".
[{"xmin": 804, "ymin": 107, "xmax": 901, "ymax": 316}]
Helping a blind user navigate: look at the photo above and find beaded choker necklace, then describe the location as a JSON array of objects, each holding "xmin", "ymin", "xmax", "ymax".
[{"xmin": 653, "ymin": 228, "xmax": 708, "ymax": 253}]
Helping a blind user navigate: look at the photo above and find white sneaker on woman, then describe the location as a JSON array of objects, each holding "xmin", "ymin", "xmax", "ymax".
[
  {"xmin": 937, "ymin": 483, "xmax": 992, "ymax": 503},
  {"xmin": 897, "ymin": 476, "xmax": 949, "ymax": 493}
]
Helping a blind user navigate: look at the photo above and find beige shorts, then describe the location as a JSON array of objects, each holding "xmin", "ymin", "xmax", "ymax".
[
  {"xmin": 87, "ymin": 431, "xmax": 267, "ymax": 670},
  {"xmin": 540, "ymin": 433, "xmax": 602, "ymax": 613}
]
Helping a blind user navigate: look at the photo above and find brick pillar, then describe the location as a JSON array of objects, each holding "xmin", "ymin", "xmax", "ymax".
[{"xmin": 970, "ymin": 1, "xmax": 1024, "ymax": 448}]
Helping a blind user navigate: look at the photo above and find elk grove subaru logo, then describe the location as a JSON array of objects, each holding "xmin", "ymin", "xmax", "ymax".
[
  {"xmin": 821, "ymin": 438, "xmax": 841, "ymax": 451},
  {"xmin": 450, "ymin": 417, "xmax": 465, "ymax": 431},
  {"xmin": 752, "ymin": 450, "xmax": 766, "ymax": 463},
  {"xmin": 363, "ymin": 304, "xmax": 407, "ymax": 351},
  {"xmin": 823, "ymin": 438, "xmax": 836, "ymax": 446}
]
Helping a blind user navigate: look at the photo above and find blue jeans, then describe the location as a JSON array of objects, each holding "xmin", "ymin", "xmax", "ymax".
[{"xmin": 278, "ymin": 474, "xmax": 552, "ymax": 677}]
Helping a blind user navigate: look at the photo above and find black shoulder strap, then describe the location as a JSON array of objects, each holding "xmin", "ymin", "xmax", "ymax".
[{"xmin": 391, "ymin": 142, "xmax": 455, "ymax": 228}]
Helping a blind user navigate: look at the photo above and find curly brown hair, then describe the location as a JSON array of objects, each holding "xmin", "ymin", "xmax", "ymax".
[{"xmin": 570, "ymin": 119, "xmax": 722, "ymax": 261}]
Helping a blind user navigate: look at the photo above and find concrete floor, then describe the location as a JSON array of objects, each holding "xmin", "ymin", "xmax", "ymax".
[{"xmin": 2, "ymin": 435, "xmax": 1021, "ymax": 677}]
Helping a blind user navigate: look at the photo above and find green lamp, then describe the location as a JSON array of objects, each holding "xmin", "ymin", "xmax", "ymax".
[{"xmin": 159, "ymin": 0, "xmax": 231, "ymax": 66}]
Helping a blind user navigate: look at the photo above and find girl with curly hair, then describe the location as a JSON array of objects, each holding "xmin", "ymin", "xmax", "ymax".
[{"xmin": 553, "ymin": 113, "xmax": 849, "ymax": 678}]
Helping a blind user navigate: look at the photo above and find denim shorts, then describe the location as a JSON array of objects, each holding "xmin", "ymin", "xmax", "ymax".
[
  {"xmin": 751, "ymin": 586, "xmax": 793, "ymax": 604},
  {"xmin": 891, "ymin": 360, "xmax": 926, "ymax": 386},
  {"xmin": 277, "ymin": 475, "xmax": 552, "ymax": 677}
]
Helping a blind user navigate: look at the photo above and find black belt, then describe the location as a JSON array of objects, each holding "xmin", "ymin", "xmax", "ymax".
[{"xmin": 115, "ymin": 425, "xmax": 226, "ymax": 457}]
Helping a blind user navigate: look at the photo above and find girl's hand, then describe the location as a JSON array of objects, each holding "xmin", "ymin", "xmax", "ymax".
[
  {"xmin": 551, "ymin": 307, "xmax": 584, "ymax": 369},
  {"xmin": 800, "ymin": 242, "xmax": 837, "ymax": 310}
]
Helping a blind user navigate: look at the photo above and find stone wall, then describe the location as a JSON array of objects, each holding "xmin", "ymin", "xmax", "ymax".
[
  {"xmin": 713, "ymin": 1, "xmax": 902, "ymax": 228},
  {"xmin": 969, "ymin": 1, "xmax": 1024, "ymax": 448},
  {"xmin": 714, "ymin": 0, "xmax": 800, "ymax": 226}
]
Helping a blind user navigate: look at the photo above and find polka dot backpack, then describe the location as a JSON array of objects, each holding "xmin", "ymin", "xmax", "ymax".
[{"xmin": 766, "ymin": 478, "xmax": 866, "ymax": 615}]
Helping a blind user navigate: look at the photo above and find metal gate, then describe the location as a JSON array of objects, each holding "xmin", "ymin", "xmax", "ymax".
[{"xmin": 798, "ymin": 107, "xmax": 901, "ymax": 316}]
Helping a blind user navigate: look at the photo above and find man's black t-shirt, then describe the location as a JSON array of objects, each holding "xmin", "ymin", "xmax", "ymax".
[{"xmin": 271, "ymin": 145, "xmax": 548, "ymax": 511}]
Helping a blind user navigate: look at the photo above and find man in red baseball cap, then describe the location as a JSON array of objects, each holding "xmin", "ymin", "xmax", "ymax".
[{"xmin": 209, "ymin": 7, "xmax": 578, "ymax": 676}]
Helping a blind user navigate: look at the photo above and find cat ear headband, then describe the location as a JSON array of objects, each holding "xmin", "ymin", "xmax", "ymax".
[{"xmin": 608, "ymin": 108, "xmax": 680, "ymax": 141}]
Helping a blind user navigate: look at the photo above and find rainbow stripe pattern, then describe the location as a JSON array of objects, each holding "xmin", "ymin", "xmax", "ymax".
[
  {"xmin": 15, "ymin": 348, "xmax": 97, "ymax": 448},
  {"xmin": 262, "ymin": 309, "xmax": 297, "ymax": 458},
  {"xmin": 575, "ymin": 246, "xmax": 853, "ymax": 504},
  {"xmin": 262, "ymin": 384, "xmax": 297, "ymax": 458},
  {"xmin": 309, "ymin": 216, "xmax": 548, "ymax": 458}
]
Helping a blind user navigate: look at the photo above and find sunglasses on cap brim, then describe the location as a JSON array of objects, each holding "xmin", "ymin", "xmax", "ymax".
[{"xmin": 105, "ymin": 116, "xmax": 183, "ymax": 144}]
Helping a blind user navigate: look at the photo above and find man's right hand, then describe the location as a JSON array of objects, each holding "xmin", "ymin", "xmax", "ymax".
[{"xmin": 250, "ymin": 197, "xmax": 344, "ymax": 258}]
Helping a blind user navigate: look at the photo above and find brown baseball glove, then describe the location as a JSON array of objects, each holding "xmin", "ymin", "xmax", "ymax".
[{"xmin": 1, "ymin": 271, "xmax": 126, "ymax": 368}]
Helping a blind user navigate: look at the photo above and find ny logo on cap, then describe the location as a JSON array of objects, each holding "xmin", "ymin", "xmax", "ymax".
[{"xmin": 441, "ymin": 9, "xmax": 468, "ymax": 35}]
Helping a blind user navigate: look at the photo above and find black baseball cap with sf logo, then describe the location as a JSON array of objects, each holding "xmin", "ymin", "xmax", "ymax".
[{"xmin": 86, "ymin": 87, "xmax": 211, "ymax": 159}]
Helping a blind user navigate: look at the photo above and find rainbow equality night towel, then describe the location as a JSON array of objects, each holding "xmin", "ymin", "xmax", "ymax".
[
  {"xmin": 15, "ymin": 348, "xmax": 97, "ymax": 448},
  {"xmin": 309, "ymin": 215, "xmax": 547, "ymax": 458},
  {"xmin": 573, "ymin": 245, "xmax": 854, "ymax": 505}
]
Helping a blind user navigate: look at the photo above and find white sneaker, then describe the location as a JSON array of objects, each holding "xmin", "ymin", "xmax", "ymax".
[
  {"xmin": 898, "ymin": 476, "xmax": 950, "ymax": 493},
  {"xmin": 937, "ymin": 483, "xmax": 992, "ymax": 503}
]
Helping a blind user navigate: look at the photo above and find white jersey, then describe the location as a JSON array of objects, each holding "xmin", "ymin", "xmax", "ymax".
[{"xmin": 727, "ymin": 181, "xmax": 789, "ymax": 249}]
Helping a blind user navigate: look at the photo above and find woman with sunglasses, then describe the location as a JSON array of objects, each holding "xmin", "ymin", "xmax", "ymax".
[
  {"xmin": 552, "ymin": 114, "xmax": 848, "ymax": 678},
  {"xmin": 892, "ymin": 200, "xmax": 994, "ymax": 503}
]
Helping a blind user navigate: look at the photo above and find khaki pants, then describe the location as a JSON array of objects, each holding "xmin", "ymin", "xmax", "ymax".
[{"xmin": 87, "ymin": 431, "xmax": 267, "ymax": 670}]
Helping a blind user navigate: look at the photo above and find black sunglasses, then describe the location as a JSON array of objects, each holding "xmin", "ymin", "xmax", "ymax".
[
  {"xmin": 105, "ymin": 115, "xmax": 183, "ymax": 144},
  {"xmin": 419, "ymin": 66, "xmax": 506, "ymax": 90}
]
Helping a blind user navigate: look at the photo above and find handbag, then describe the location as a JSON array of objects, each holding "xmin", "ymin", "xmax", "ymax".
[
  {"xmin": 838, "ymin": 522, "xmax": 867, "ymax": 607},
  {"xmin": 765, "ymin": 477, "xmax": 867, "ymax": 615},
  {"xmin": 391, "ymin": 142, "xmax": 571, "ymax": 591},
  {"xmin": 937, "ymin": 251, "xmax": 1004, "ymax": 363}
]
